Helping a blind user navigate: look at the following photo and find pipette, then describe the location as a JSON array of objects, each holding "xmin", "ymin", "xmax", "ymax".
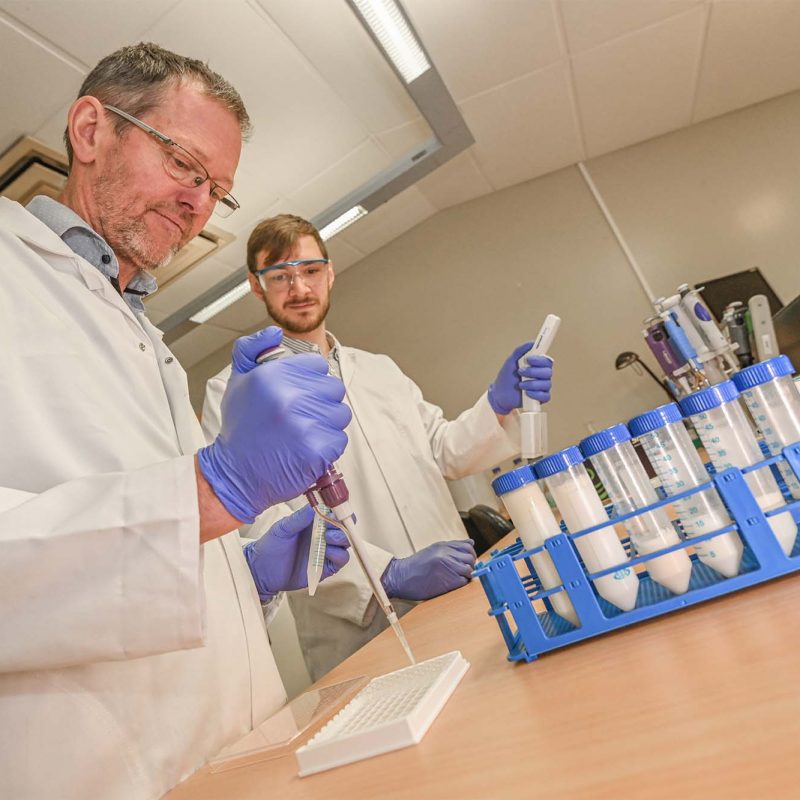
[
  {"xmin": 305, "ymin": 466, "xmax": 416, "ymax": 665},
  {"xmin": 255, "ymin": 343, "xmax": 416, "ymax": 665},
  {"xmin": 520, "ymin": 314, "xmax": 561, "ymax": 461}
]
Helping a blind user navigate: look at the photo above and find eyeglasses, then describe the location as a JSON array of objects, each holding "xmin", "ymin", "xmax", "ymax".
[
  {"xmin": 254, "ymin": 259, "xmax": 331, "ymax": 293},
  {"xmin": 103, "ymin": 104, "xmax": 240, "ymax": 218}
]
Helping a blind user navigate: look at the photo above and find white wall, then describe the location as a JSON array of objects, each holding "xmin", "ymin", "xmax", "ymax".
[
  {"xmin": 316, "ymin": 90, "xmax": 800, "ymax": 450},
  {"xmin": 190, "ymin": 90, "xmax": 800, "ymax": 446}
]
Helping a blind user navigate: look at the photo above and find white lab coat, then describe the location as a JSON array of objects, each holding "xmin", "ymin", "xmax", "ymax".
[
  {"xmin": 203, "ymin": 340, "xmax": 520, "ymax": 680},
  {"xmin": 0, "ymin": 199, "xmax": 286, "ymax": 800}
]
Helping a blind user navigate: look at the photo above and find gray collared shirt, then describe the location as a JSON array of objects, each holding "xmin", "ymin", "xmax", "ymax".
[
  {"xmin": 26, "ymin": 195, "xmax": 157, "ymax": 313},
  {"xmin": 281, "ymin": 332, "xmax": 342, "ymax": 378}
]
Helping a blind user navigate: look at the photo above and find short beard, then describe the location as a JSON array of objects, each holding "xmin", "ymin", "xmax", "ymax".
[
  {"xmin": 266, "ymin": 294, "xmax": 331, "ymax": 335},
  {"xmin": 93, "ymin": 163, "xmax": 186, "ymax": 272}
]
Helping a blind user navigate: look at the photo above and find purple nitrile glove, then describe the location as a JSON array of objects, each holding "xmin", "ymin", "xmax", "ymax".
[
  {"xmin": 487, "ymin": 341, "xmax": 554, "ymax": 416},
  {"xmin": 244, "ymin": 505, "xmax": 351, "ymax": 601},
  {"xmin": 197, "ymin": 327, "xmax": 352, "ymax": 523},
  {"xmin": 380, "ymin": 539, "xmax": 477, "ymax": 601}
]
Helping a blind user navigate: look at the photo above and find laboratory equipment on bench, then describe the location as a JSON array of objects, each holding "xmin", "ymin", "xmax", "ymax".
[
  {"xmin": 296, "ymin": 651, "xmax": 469, "ymax": 776},
  {"xmin": 628, "ymin": 404, "xmax": 743, "ymax": 577},
  {"xmin": 679, "ymin": 382, "xmax": 798, "ymax": 556},
  {"xmin": 305, "ymin": 465, "xmax": 416, "ymax": 666},
  {"xmin": 473, "ymin": 436, "xmax": 800, "ymax": 662},
  {"xmin": 733, "ymin": 355, "xmax": 800, "ymax": 500},
  {"xmin": 678, "ymin": 283, "xmax": 739, "ymax": 371},
  {"xmin": 520, "ymin": 314, "xmax": 560, "ymax": 460},
  {"xmin": 579, "ymin": 425, "xmax": 692, "ymax": 595},
  {"xmin": 534, "ymin": 447, "xmax": 640, "ymax": 612},
  {"xmin": 492, "ymin": 465, "xmax": 578, "ymax": 626},
  {"xmin": 722, "ymin": 301, "xmax": 753, "ymax": 367},
  {"xmin": 257, "ymin": 343, "xmax": 415, "ymax": 665},
  {"xmin": 749, "ymin": 294, "xmax": 780, "ymax": 362}
]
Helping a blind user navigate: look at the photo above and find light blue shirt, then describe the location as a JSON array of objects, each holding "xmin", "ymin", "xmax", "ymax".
[{"xmin": 26, "ymin": 195, "xmax": 157, "ymax": 313}]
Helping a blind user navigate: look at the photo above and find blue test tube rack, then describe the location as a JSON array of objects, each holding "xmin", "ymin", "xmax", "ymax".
[{"xmin": 473, "ymin": 443, "xmax": 800, "ymax": 663}]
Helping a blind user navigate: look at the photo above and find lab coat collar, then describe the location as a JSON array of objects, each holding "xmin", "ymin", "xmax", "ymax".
[
  {"xmin": 0, "ymin": 198, "xmax": 141, "ymax": 322},
  {"xmin": 326, "ymin": 330, "xmax": 356, "ymax": 388}
]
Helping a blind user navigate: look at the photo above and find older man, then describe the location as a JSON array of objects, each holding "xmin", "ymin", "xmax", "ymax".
[{"xmin": 0, "ymin": 44, "xmax": 352, "ymax": 799}]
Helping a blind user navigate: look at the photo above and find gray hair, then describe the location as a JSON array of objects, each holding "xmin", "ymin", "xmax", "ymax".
[{"xmin": 63, "ymin": 41, "xmax": 251, "ymax": 168}]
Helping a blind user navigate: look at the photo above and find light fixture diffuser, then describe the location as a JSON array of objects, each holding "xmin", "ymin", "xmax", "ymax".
[
  {"xmin": 189, "ymin": 280, "xmax": 251, "ymax": 324},
  {"xmin": 319, "ymin": 205, "xmax": 368, "ymax": 240},
  {"xmin": 351, "ymin": 0, "xmax": 430, "ymax": 83}
]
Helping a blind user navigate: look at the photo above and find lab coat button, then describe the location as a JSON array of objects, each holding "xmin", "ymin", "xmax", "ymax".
[
  {"xmin": 139, "ymin": 342, "xmax": 146, "ymax": 351},
  {"xmin": 165, "ymin": 356, "xmax": 174, "ymax": 364}
]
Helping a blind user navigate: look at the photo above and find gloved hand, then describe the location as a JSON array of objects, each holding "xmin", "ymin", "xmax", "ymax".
[
  {"xmin": 381, "ymin": 539, "xmax": 477, "ymax": 601},
  {"xmin": 244, "ymin": 505, "xmax": 351, "ymax": 601},
  {"xmin": 487, "ymin": 342, "xmax": 554, "ymax": 416},
  {"xmin": 197, "ymin": 327, "xmax": 352, "ymax": 523}
]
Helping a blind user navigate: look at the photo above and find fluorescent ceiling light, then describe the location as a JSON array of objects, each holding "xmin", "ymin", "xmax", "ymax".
[
  {"xmin": 189, "ymin": 280, "xmax": 251, "ymax": 324},
  {"xmin": 319, "ymin": 205, "xmax": 368, "ymax": 240},
  {"xmin": 351, "ymin": 0, "xmax": 430, "ymax": 83}
]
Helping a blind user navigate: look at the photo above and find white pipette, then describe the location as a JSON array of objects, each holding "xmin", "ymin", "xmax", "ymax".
[{"xmin": 520, "ymin": 314, "xmax": 561, "ymax": 460}]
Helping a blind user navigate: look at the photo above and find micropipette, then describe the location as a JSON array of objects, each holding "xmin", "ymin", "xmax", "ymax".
[
  {"xmin": 305, "ymin": 466, "xmax": 416, "ymax": 665},
  {"xmin": 520, "ymin": 314, "xmax": 561, "ymax": 461},
  {"xmin": 255, "ymin": 343, "xmax": 416, "ymax": 665}
]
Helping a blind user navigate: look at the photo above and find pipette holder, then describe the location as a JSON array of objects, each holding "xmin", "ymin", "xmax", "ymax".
[{"xmin": 474, "ymin": 443, "xmax": 800, "ymax": 662}]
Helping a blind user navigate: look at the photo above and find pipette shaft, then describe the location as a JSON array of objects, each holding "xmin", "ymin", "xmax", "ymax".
[{"xmin": 306, "ymin": 466, "xmax": 416, "ymax": 665}]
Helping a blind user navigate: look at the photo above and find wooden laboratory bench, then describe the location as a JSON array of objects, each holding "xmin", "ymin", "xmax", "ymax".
[{"xmin": 166, "ymin": 534, "xmax": 800, "ymax": 800}]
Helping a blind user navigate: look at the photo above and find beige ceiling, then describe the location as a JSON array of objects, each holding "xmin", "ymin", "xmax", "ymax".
[{"xmin": 3, "ymin": 0, "xmax": 800, "ymax": 369}]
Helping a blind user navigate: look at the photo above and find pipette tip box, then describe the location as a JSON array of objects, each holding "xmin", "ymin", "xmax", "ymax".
[{"xmin": 296, "ymin": 650, "xmax": 469, "ymax": 777}]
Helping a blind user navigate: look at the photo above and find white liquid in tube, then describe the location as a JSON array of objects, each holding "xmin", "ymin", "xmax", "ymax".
[
  {"xmin": 495, "ymin": 472, "xmax": 579, "ymax": 626},
  {"xmin": 538, "ymin": 454, "xmax": 639, "ymax": 612},
  {"xmin": 585, "ymin": 432, "xmax": 692, "ymax": 595}
]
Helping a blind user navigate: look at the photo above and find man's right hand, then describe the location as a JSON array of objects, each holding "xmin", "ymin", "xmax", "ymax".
[{"xmin": 197, "ymin": 327, "xmax": 352, "ymax": 524}]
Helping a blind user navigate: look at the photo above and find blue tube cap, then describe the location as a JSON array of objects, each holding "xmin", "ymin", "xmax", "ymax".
[
  {"xmin": 579, "ymin": 423, "xmax": 631, "ymax": 457},
  {"xmin": 492, "ymin": 464, "xmax": 538, "ymax": 496},
  {"xmin": 533, "ymin": 446, "xmax": 584, "ymax": 479},
  {"xmin": 628, "ymin": 403, "xmax": 683, "ymax": 437},
  {"xmin": 732, "ymin": 355, "xmax": 795, "ymax": 390},
  {"xmin": 679, "ymin": 380, "xmax": 739, "ymax": 416}
]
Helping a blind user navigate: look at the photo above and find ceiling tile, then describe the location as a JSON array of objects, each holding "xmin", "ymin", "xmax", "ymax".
[
  {"xmin": 145, "ymin": 256, "xmax": 238, "ymax": 315},
  {"xmin": 206, "ymin": 289, "xmax": 268, "ymax": 334},
  {"xmin": 0, "ymin": 18, "xmax": 83, "ymax": 154},
  {"xmin": 148, "ymin": 0, "xmax": 369, "ymax": 199},
  {"xmin": 169, "ymin": 323, "xmax": 239, "ymax": 369},
  {"xmin": 285, "ymin": 140, "xmax": 394, "ymax": 220},
  {"xmin": 326, "ymin": 236, "xmax": 365, "ymax": 275},
  {"xmin": 459, "ymin": 62, "xmax": 583, "ymax": 191},
  {"xmin": 374, "ymin": 118, "xmax": 433, "ymax": 161},
  {"xmin": 254, "ymin": 0, "xmax": 420, "ymax": 133},
  {"xmin": 559, "ymin": 0, "xmax": 704, "ymax": 54},
  {"xmin": 404, "ymin": 0, "xmax": 563, "ymax": 102},
  {"xmin": 572, "ymin": 6, "xmax": 707, "ymax": 157},
  {"xmin": 32, "ymin": 101, "xmax": 71, "ymax": 154},
  {"xmin": 338, "ymin": 186, "xmax": 436, "ymax": 255},
  {"xmin": 1, "ymin": 1, "xmax": 181, "ymax": 65},
  {"xmin": 415, "ymin": 150, "xmax": 493, "ymax": 211},
  {"xmin": 694, "ymin": 0, "xmax": 800, "ymax": 123}
]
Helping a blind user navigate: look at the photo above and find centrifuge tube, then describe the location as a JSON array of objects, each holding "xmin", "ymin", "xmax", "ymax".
[
  {"xmin": 679, "ymin": 382, "xmax": 797, "ymax": 556},
  {"xmin": 629, "ymin": 404, "xmax": 743, "ymax": 578},
  {"xmin": 733, "ymin": 355, "xmax": 800, "ymax": 502},
  {"xmin": 534, "ymin": 447, "xmax": 639, "ymax": 612},
  {"xmin": 492, "ymin": 465, "xmax": 579, "ymax": 626},
  {"xmin": 579, "ymin": 424, "xmax": 692, "ymax": 595}
]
